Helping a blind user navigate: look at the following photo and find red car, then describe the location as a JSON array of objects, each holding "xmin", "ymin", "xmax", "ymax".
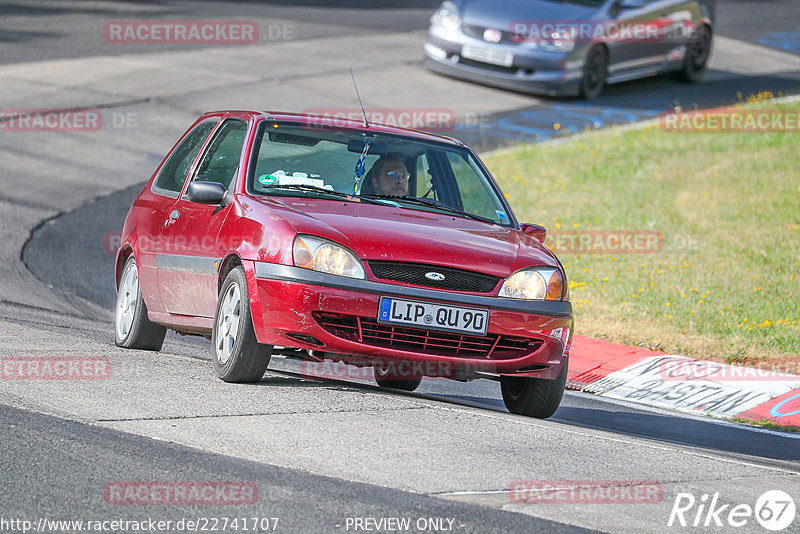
[{"xmin": 114, "ymin": 110, "xmax": 573, "ymax": 418}]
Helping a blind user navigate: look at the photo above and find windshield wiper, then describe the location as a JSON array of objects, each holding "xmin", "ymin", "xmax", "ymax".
[
  {"xmin": 260, "ymin": 184, "xmax": 386, "ymax": 205},
  {"xmin": 361, "ymin": 194, "xmax": 498, "ymax": 225}
]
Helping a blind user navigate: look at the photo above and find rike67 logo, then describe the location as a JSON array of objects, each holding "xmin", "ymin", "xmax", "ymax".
[{"xmin": 668, "ymin": 490, "xmax": 796, "ymax": 531}]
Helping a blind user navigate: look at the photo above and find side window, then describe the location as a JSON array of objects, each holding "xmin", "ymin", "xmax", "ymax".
[
  {"xmin": 153, "ymin": 119, "xmax": 219, "ymax": 195},
  {"xmin": 445, "ymin": 151, "xmax": 508, "ymax": 224},
  {"xmin": 415, "ymin": 153, "xmax": 432, "ymax": 197},
  {"xmin": 193, "ymin": 120, "xmax": 248, "ymax": 189}
]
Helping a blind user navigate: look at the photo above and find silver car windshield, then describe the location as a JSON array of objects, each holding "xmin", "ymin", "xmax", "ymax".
[{"xmin": 248, "ymin": 123, "xmax": 513, "ymax": 226}]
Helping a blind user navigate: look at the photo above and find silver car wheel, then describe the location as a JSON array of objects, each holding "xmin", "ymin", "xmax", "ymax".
[
  {"xmin": 215, "ymin": 283, "xmax": 241, "ymax": 365},
  {"xmin": 115, "ymin": 260, "xmax": 139, "ymax": 341}
]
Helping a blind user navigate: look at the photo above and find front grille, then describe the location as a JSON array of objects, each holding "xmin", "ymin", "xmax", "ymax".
[
  {"xmin": 368, "ymin": 262, "xmax": 501, "ymax": 293},
  {"xmin": 458, "ymin": 57, "xmax": 519, "ymax": 74},
  {"xmin": 315, "ymin": 313, "xmax": 542, "ymax": 360},
  {"xmin": 462, "ymin": 24, "xmax": 523, "ymax": 45}
]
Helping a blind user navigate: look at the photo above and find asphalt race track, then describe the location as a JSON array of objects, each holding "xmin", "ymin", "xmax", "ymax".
[{"xmin": 2, "ymin": 2, "xmax": 800, "ymax": 533}]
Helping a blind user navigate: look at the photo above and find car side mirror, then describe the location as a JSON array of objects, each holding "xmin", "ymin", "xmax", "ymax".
[
  {"xmin": 187, "ymin": 181, "xmax": 227, "ymax": 205},
  {"xmin": 520, "ymin": 223, "xmax": 547, "ymax": 244},
  {"xmin": 616, "ymin": 0, "xmax": 647, "ymax": 9}
]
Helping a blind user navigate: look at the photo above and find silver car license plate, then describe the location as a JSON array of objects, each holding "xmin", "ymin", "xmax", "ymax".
[
  {"xmin": 378, "ymin": 297, "xmax": 489, "ymax": 336},
  {"xmin": 461, "ymin": 45, "xmax": 513, "ymax": 67}
]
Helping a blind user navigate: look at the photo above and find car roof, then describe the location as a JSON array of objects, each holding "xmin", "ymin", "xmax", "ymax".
[{"xmin": 201, "ymin": 110, "xmax": 465, "ymax": 147}]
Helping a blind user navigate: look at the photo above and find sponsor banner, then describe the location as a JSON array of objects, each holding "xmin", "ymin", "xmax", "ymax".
[
  {"xmin": 739, "ymin": 388, "xmax": 800, "ymax": 427},
  {"xmin": 661, "ymin": 109, "xmax": 800, "ymax": 133},
  {"xmin": 509, "ymin": 480, "xmax": 663, "ymax": 504},
  {"xmin": 593, "ymin": 356, "xmax": 800, "ymax": 418},
  {"xmin": 104, "ymin": 481, "xmax": 258, "ymax": 505},
  {"xmin": 1, "ymin": 357, "xmax": 111, "ymax": 380}
]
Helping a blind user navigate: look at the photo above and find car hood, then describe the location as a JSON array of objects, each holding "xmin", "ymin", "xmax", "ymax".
[
  {"xmin": 459, "ymin": 0, "xmax": 603, "ymax": 28},
  {"xmin": 255, "ymin": 197, "xmax": 558, "ymax": 278}
]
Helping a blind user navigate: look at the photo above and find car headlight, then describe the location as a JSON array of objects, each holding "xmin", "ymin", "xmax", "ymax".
[
  {"xmin": 431, "ymin": 1, "xmax": 461, "ymax": 32},
  {"xmin": 499, "ymin": 268, "xmax": 564, "ymax": 300},
  {"xmin": 535, "ymin": 29, "xmax": 575, "ymax": 53},
  {"xmin": 293, "ymin": 235, "xmax": 365, "ymax": 279}
]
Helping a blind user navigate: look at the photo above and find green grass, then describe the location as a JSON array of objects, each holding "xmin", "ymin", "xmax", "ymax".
[
  {"xmin": 484, "ymin": 99, "xmax": 800, "ymax": 364},
  {"xmin": 730, "ymin": 417, "xmax": 799, "ymax": 433}
]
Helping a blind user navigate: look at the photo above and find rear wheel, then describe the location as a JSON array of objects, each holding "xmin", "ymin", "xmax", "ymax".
[
  {"xmin": 579, "ymin": 45, "xmax": 608, "ymax": 99},
  {"xmin": 115, "ymin": 256, "xmax": 166, "ymax": 350},
  {"xmin": 676, "ymin": 24, "xmax": 712, "ymax": 83},
  {"xmin": 500, "ymin": 361, "xmax": 568, "ymax": 418},
  {"xmin": 212, "ymin": 266, "xmax": 272, "ymax": 383},
  {"xmin": 374, "ymin": 362, "xmax": 422, "ymax": 392}
]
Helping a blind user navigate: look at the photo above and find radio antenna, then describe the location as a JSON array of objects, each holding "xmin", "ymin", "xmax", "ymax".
[{"xmin": 349, "ymin": 67, "xmax": 369, "ymax": 128}]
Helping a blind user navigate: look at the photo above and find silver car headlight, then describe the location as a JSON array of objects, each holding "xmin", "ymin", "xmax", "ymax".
[
  {"xmin": 499, "ymin": 268, "xmax": 564, "ymax": 300},
  {"xmin": 431, "ymin": 1, "xmax": 461, "ymax": 32},
  {"xmin": 535, "ymin": 29, "xmax": 576, "ymax": 53},
  {"xmin": 293, "ymin": 235, "xmax": 365, "ymax": 279}
]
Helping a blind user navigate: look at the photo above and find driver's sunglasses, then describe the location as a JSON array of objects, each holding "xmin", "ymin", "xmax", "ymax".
[{"xmin": 385, "ymin": 171, "xmax": 411, "ymax": 181}]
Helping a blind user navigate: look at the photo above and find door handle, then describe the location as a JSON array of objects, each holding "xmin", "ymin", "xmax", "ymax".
[{"xmin": 164, "ymin": 209, "xmax": 180, "ymax": 227}]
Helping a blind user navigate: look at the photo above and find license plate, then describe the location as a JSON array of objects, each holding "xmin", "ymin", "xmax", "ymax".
[
  {"xmin": 461, "ymin": 45, "xmax": 513, "ymax": 67},
  {"xmin": 378, "ymin": 297, "xmax": 489, "ymax": 336}
]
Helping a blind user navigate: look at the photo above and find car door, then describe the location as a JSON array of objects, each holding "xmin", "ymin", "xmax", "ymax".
[
  {"xmin": 138, "ymin": 117, "xmax": 220, "ymax": 315},
  {"xmin": 606, "ymin": 0, "xmax": 671, "ymax": 77},
  {"xmin": 156, "ymin": 118, "xmax": 249, "ymax": 318}
]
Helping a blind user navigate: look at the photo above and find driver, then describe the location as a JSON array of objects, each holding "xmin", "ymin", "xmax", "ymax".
[{"xmin": 363, "ymin": 154, "xmax": 410, "ymax": 196}]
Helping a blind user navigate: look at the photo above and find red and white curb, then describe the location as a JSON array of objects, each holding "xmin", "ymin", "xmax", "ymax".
[{"xmin": 568, "ymin": 335, "xmax": 800, "ymax": 427}]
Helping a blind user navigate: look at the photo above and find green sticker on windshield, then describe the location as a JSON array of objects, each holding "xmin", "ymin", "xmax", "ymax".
[{"xmin": 259, "ymin": 174, "xmax": 277, "ymax": 185}]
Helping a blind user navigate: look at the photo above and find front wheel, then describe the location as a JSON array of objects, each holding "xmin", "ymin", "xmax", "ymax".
[
  {"xmin": 500, "ymin": 361, "xmax": 567, "ymax": 418},
  {"xmin": 115, "ymin": 256, "xmax": 166, "ymax": 350},
  {"xmin": 579, "ymin": 45, "xmax": 608, "ymax": 99},
  {"xmin": 212, "ymin": 266, "xmax": 272, "ymax": 383},
  {"xmin": 675, "ymin": 24, "xmax": 712, "ymax": 83},
  {"xmin": 374, "ymin": 363, "xmax": 422, "ymax": 392}
]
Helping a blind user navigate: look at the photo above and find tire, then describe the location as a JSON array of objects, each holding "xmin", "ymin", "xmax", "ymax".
[
  {"xmin": 212, "ymin": 266, "xmax": 272, "ymax": 383},
  {"xmin": 115, "ymin": 256, "xmax": 166, "ymax": 350},
  {"xmin": 579, "ymin": 45, "xmax": 608, "ymax": 99},
  {"xmin": 373, "ymin": 362, "xmax": 422, "ymax": 392},
  {"xmin": 675, "ymin": 24, "xmax": 712, "ymax": 83},
  {"xmin": 500, "ymin": 361, "xmax": 568, "ymax": 418}
]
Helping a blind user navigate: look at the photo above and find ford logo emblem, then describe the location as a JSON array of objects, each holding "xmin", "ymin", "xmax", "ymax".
[
  {"xmin": 483, "ymin": 28, "xmax": 502, "ymax": 43},
  {"xmin": 425, "ymin": 272, "xmax": 446, "ymax": 281}
]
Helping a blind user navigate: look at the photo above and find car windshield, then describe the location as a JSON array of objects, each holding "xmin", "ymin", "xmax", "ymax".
[{"xmin": 248, "ymin": 122, "xmax": 513, "ymax": 226}]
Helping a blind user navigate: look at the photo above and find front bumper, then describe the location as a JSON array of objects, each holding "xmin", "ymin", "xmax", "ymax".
[
  {"xmin": 250, "ymin": 262, "xmax": 573, "ymax": 380},
  {"xmin": 424, "ymin": 30, "xmax": 585, "ymax": 97}
]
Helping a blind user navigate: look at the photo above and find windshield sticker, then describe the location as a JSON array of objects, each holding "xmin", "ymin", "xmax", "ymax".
[
  {"xmin": 258, "ymin": 174, "xmax": 277, "ymax": 185},
  {"xmin": 496, "ymin": 210, "xmax": 509, "ymax": 221}
]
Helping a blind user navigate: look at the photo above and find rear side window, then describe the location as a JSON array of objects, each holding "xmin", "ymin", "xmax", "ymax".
[
  {"xmin": 193, "ymin": 120, "xmax": 248, "ymax": 189},
  {"xmin": 153, "ymin": 118, "xmax": 219, "ymax": 195}
]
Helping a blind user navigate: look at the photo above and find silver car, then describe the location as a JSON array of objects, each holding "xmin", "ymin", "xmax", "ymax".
[{"xmin": 424, "ymin": 0, "xmax": 715, "ymax": 98}]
